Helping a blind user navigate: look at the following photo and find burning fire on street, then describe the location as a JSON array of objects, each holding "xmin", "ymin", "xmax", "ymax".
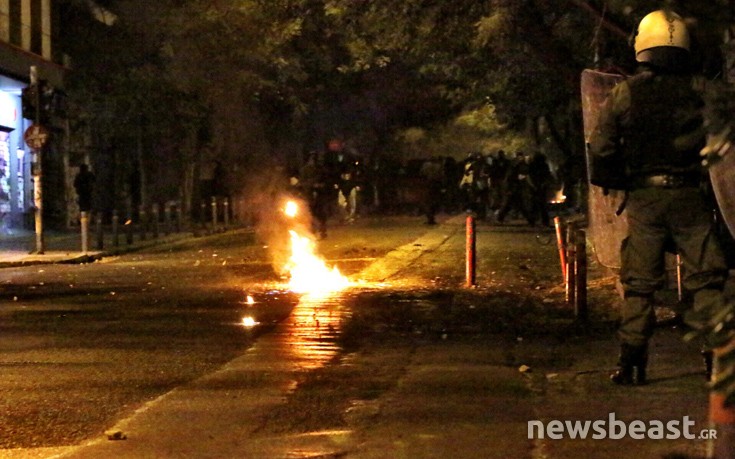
[
  {"xmin": 240, "ymin": 199, "xmax": 350, "ymax": 331},
  {"xmin": 285, "ymin": 230, "xmax": 350, "ymax": 295},
  {"xmin": 239, "ymin": 198, "xmax": 349, "ymax": 373},
  {"xmin": 549, "ymin": 187, "xmax": 567, "ymax": 204},
  {"xmin": 281, "ymin": 199, "xmax": 350, "ymax": 296}
]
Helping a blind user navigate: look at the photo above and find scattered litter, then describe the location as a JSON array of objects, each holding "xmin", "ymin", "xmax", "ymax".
[
  {"xmin": 519, "ymin": 365, "xmax": 531, "ymax": 373},
  {"xmin": 105, "ymin": 429, "xmax": 127, "ymax": 441}
]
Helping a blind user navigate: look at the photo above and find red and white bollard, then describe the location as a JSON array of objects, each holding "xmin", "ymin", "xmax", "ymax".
[{"xmin": 554, "ymin": 216, "xmax": 566, "ymax": 283}]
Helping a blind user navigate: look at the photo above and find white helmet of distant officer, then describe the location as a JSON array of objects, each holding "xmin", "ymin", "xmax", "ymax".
[{"xmin": 633, "ymin": 10, "xmax": 690, "ymax": 66}]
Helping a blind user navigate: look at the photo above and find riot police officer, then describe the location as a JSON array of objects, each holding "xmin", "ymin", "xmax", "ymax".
[{"xmin": 590, "ymin": 10, "xmax": 730, "ymax": 385}]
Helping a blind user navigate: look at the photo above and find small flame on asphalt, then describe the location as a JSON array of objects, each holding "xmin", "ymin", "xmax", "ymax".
[
  {"xmin": 246, "ymin": 295, "xmax": 255, "ymax": 305},
  {"xmin": 285, "ymin": 230, "xmax": 349, "ymax": 296},
  {"xmin": 242, "ymin": 316, "xmax": 258, "ymax": 328}
]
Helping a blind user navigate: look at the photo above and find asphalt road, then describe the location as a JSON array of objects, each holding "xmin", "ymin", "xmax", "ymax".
[
  {"xmin": 0, "ymin": 217, "xmax": 429, "ymax": 451},
  {"xmin": 0, "ymin": 215, "xmax": 722, "ymax": 458}
]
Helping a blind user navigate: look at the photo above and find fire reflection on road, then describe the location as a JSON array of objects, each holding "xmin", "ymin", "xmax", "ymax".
[
  {"xmin": 282, "ymin": 294, "xmax": 348, "ymax": 371},
  {"xmin": 238, "ymin": 288, "xmax": 350, "ymax": 372}
]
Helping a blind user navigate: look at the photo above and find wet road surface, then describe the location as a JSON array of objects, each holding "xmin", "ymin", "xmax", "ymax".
[
  {"xmin": 0, "ymin": 217, "xmax": 428, "ymax": 454},
  {"xmin": 0, "ymin": 216, "xmax": 717, "ymax": 458}
]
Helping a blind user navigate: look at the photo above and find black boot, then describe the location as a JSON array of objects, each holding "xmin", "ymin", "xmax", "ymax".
[{"xmin": 611, "ymin": 343, "xmax": 648, "ymax": 385}]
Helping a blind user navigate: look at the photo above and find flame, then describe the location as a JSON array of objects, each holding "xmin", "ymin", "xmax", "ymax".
[
  {"xmin": 246, "ymin": 295, "xmax": 255, "ymax": 305},
  {"xmin": 242, "ymin": 316, "xmax": 258, "ymax": 327},
  {"xmin": 284, "ymin": 200, "xmax": 298, "ymax": 218},
  {"xmin": 285, "ymin": 230, "xmax": 349, "ymax": 295},
  {"xmin": 550, "ymin": 187, "xmax": 566, "ymax": 204}
]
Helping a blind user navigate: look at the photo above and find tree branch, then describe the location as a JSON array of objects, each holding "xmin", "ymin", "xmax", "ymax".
[{"xmin": 567, "ymin": 0, "xmax": 629, "ymax": 41}]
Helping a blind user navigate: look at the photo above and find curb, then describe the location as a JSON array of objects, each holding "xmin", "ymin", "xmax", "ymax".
[{"xmin": 0, "ymin": 227, "xmax": 254, "ymax": 269}]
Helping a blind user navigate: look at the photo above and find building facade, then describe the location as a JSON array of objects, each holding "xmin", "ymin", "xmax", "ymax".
[{"xmin": 0, "ymin": 0, "xmax": 65, "ymax": 232}]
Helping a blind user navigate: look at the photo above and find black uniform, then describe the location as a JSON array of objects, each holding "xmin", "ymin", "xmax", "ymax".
[
  {"xmin": 590, "ymin": 62, "xmax": 729, "ymax": 384},
  {"xmin": 74, "ymin": 164, "xmax": 95, "ymax": 212}
]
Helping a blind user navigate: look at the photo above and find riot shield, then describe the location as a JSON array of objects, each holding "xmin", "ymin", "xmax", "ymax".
[
  {"xmin": 581, "ymin": 69, "xmax": 627, "ymax": 269},
  {"xmin": 709, "ymin": 149, "xmax": 735, "ymax": 239}
]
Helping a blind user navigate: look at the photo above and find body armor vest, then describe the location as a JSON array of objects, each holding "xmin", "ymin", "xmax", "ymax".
[{"xmin": 621, "ymin": 71, "xmax": 704, "ymax": 176}]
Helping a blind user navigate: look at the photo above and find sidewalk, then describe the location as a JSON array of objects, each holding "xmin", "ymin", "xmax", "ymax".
[
  {"xmin": 0, "ymin": 225, "xmax": 237, "ymax": 268},
  {"xmin": 2, "ymin": 215, "xmax": 720, "ymax": 458}
]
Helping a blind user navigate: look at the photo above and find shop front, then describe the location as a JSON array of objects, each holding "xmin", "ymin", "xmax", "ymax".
[{"xmin": 0, "ymin": 74, "xmax": 32, "ymax": 232}]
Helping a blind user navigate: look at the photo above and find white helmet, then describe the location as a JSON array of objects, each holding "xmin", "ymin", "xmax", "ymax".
[{"xmin": 634, "ymin": 10, "xmax": 690, "ymax": 62}]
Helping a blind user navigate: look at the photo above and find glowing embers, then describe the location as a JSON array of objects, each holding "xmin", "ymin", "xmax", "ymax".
[
  {"xmin": 550, "ymin": 187, "xmax": 567, "ymax": 204},
  {"xmin": 285, "ymin": 230, "xmax": 349, "ymax": 296}
]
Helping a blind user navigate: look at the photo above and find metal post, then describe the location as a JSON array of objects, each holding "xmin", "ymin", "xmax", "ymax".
[
  {"xmin": 466, "ymin": 214, "xmax": 476, "ymax": 287},
  {"xmin": 176, "ymin": 201, "xmax": 183, "ymax": 233},
  {"xmin": 95, "ymin": 212, "xmax": 104, "ymax": 250},
  {"xmin": 30, "ymin": 66, "xmax": 44, "ymax": 254},
  {"xmin": 676, "ymin": 254, "xmax": 683, "ymax": 303},
  {"xmin": 200, "ymin": 201, "xmax": 207, "ymax": 233},
  {"xmin": 125, "ymin": 208, "xmax": 133, "ymax": 245},
  {"xmin": 80, "ymin": 211, "xmax": 89, "ymax": 254},
  {"xmin": 164, "ymin": 203, "xmax": 172, "ymax": 236},
  {"xmin": 211, "ymin": 196, "xmax": 218, "ymax": 232},
  {"xmin": 112, "ymin": 209, "xmax": 120, "ymax": 247},
  {"xmin": 138, "ymin": 205, "xmax": 147, "ymax": 241},
  {"xmin": 574, "ymin": 228, "xmax": 587, "ymax": 320},
  {"xmin": 223, "ymin": 197, "xmax": 230, "ymax": 229},
  {"xmin": 152, "ymin": 203, "xmax": 160, "ymax": 239},
  {"xmin": 565, "ymin": 223, "xmax": 576, "ymax": 306},
  {"xmin": 174, "ymin": 201, "xmax": 184, "ymax": 233}
]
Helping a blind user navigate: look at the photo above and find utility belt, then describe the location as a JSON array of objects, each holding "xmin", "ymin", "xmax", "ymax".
[{"xmin": 631, "ymin": 173, "xmax": 700, "ymax": 189}]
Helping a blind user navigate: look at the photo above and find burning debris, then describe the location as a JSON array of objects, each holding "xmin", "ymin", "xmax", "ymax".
[
  {"xmin": 284, "ymin": 229, "xmax": 350, "ymax": 295},
  {"xmin": 549, "ymin": 187, "xmax": 567, "ymax": 204},
  {"xmin": 280, "ymin": 199, "xmax": 350, "ymax": 295}
]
